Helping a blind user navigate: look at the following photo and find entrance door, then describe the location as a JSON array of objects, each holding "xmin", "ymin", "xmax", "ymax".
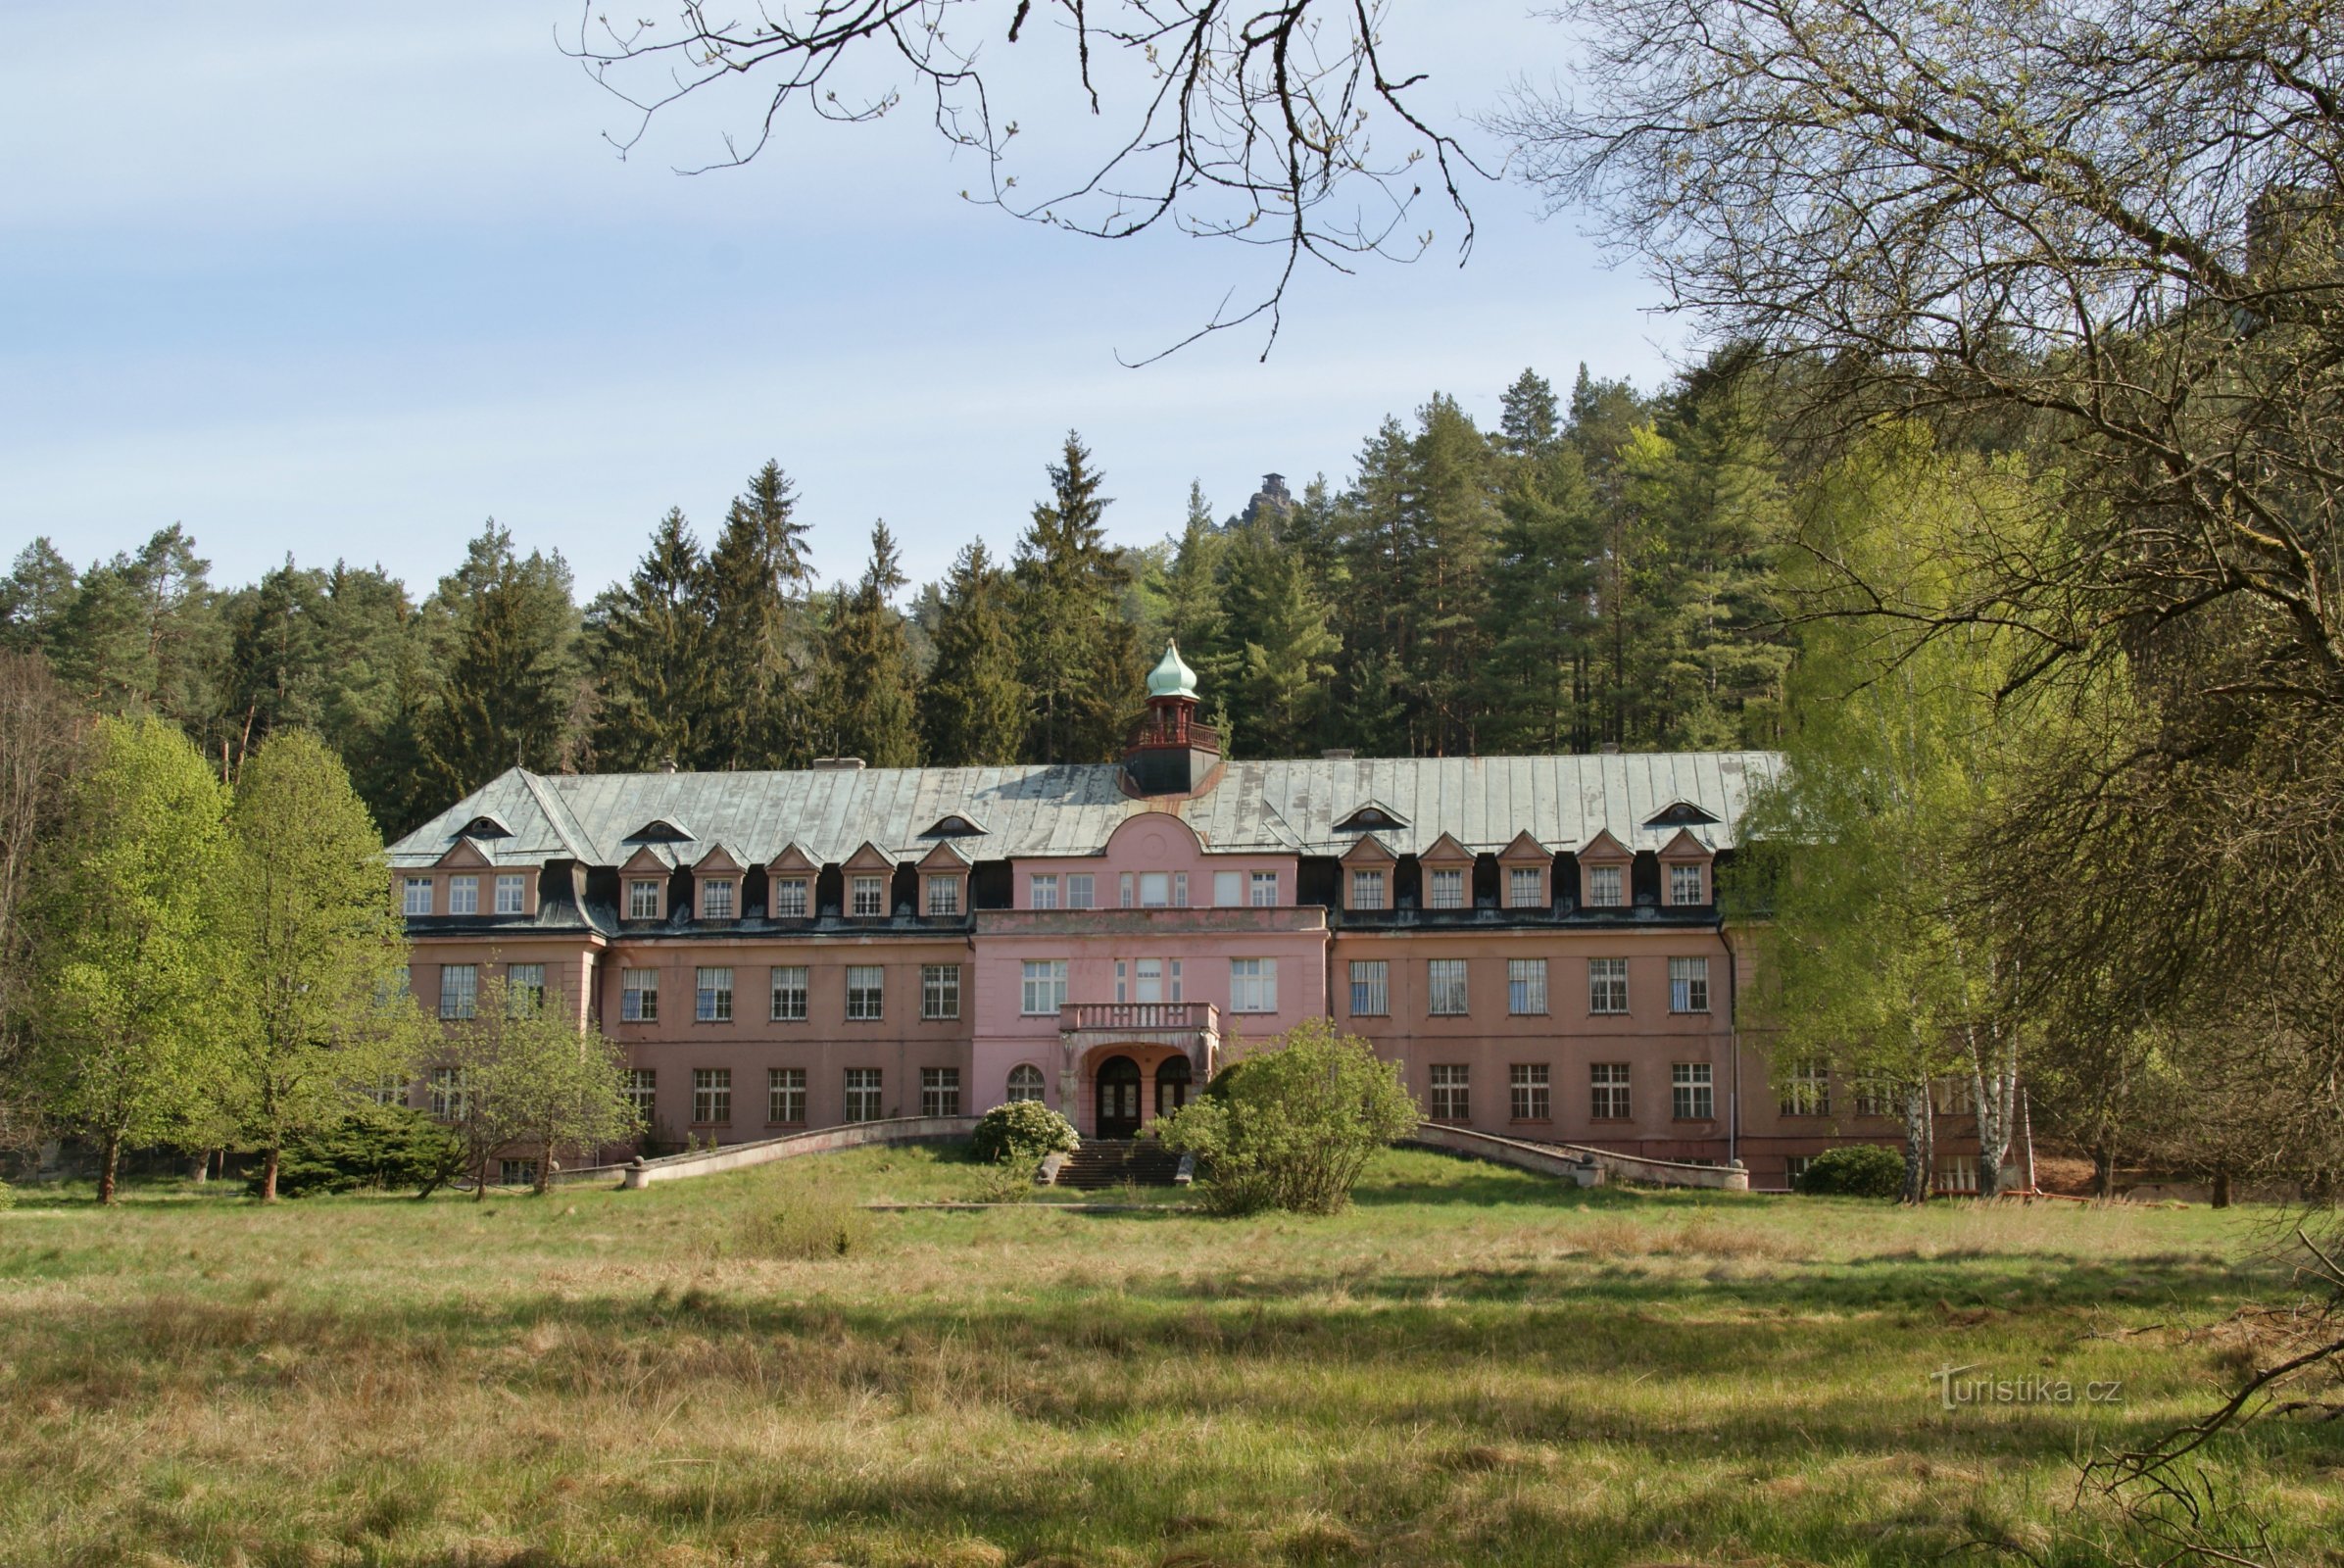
[
  {"xmin": 1095, "ymin": 1054, "xmax": 1143, "ymax": 1138},
  {"xmin": 1155, "ymin": 1054, "xmax": 1193, "ymax": 1118}
]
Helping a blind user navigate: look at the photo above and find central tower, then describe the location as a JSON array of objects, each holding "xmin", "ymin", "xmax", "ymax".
[{"xmin": 1122, "ymin": 641, "xmax": 1224, "ymax": 797}]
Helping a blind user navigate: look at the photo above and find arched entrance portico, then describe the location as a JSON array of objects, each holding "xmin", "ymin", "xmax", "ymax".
[{"xmin": 1095, "ymin": 1054, "xmax": 1144, "ymax": 1139}]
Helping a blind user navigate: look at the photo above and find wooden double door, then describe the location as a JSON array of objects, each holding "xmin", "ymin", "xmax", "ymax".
[{"xmin": 1094, "ymin": 1053, "xmax": 1194, "ymax": 1139}]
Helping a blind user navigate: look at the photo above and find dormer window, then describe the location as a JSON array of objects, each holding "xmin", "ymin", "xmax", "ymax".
[
  {"xmin": 1428, "ymin": 868, "xmax": 1466, "ymax": 909},
  {"xmin": 701, "ymin": 879, "xmax": 736, "ymax": 920},
  {"xmin": 1587, "ymin": 865, "xmax": 1625, "ymax": 907},
  {"xmin": 1644, "ymin": 801, "xmax": 1721, "ymax": 829},
  {"xmin": 1669, "ymin": 863, "xmax": 1707, "ymax": 906},
  {"xmin": 921, "ymin": 813, "xmax": 988, "ymax": 838},
  {"xmin": 1350, "ymin": 868, "xmax": 1388, "ymax": 910},
  {"xmin": 460, "ymin": 812, "xmax": 513, "ymax": 839},
  {"xmin": 772, "ymin": 877, "xmax": 808, "ymax": 918},
  {"xmin": 627, "ymin": 879, "xmax": 661, "ymax": 920},
  {"xmin": 448, "ymin": 875, "xmax": 479, "ymax": 915},
  {"xmin": 1336, "ymin": 803, "xmax": 1410, "ymax": 833},
  {"xmin": 1507, "ymin": 866, "xmax": 1544, "ymax": 908},
  {"xmin": 851, "ymin": 874, "xmax": 887, "ymax": 917},
  {"xmin": 495, "ymin": 874, "xmax": 526, "ymax": 914},
  {"xmin": 925, "ymin": 876, "xmax": 962, "ymax": 916},
  {"xmin": 403, "ymin": 877, "xmax": 433, "ymax": 916},
  {"xmin": 625, "ymin": 818, "xmax": 695, "ymax": 844}
]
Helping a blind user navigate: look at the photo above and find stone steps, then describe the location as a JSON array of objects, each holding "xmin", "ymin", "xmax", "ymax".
[{"xmin": 1051, "ymin": 1139, "xmax": 1185, "ymax": 1189}]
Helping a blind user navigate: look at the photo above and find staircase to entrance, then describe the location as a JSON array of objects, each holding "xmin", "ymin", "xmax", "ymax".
[{"xmin": 1048, "ymin": 1140, "xmax": 1186, "ymax": 1190}]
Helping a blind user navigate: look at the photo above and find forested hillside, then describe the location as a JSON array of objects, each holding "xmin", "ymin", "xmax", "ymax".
[{"xmin": 0, "ymin": 356, "xmax": 1791, "ymax": 838}]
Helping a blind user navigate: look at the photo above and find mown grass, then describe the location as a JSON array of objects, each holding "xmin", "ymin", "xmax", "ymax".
[{"xmin": 0, "ymin": 1147, "xmax": 2333, "ymax": 1567}]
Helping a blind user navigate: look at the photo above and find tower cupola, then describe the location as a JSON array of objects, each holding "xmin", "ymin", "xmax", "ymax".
[{"xmin": 1123, "ymin": 640, "xmax": 1222, "ymax": 796}]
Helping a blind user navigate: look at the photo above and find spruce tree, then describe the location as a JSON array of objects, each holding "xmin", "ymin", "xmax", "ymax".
[
  {"xmin": 1226, "ymin": 525, "xmax": 1341, "ymax": 758},
  {"xmin": 415, "ymin": 523, "xmax": 578, "ymax": 797},
  {"xmin": 0, "ymin": 539, "xmax": 77, "ymax": 657},
  {"xmin": 813, "ymin": 522, "xmax": 921, "ymax": 766},
  {"xmin": 1497, "ymin": 368, "xmax": 1563, "ymax": 460},
  {"xmin": 704, "ymin": 460, "xmax": 813, "ymax": 769},
  {"xmin": 918, "ymin": 540, "xmax": 1027, "ymax": 765},
  {"xmin": 587, "ymin": 509, "xmax": 715, "ymax": 770},
  {"xmin": 1406, "ymin": 395, "xmax": 1499, "ymax": 756},
  {"xmin": 1157, "ymin": 481, "xmax": 1238, "ymax": 732},
  {"xmin": 1480, "ymin": 440, "xmax": 1600, "ymax": 753},
  {"xmin": 1011, "ymin": 433, "xmax": 1144, "ymax": 762}
]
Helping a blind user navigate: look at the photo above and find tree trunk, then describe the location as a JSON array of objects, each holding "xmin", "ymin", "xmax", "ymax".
[
  {"xmin": 2092, "ymin": 1143, "xmax": 2116, "ymax": 1200},
  {"xmin": 98, "ymin": 1129, "xmax": 122, "ymax": 1205},
  {"xmin": 2212, "ymin": 1164, "xmax": 2232, "ymax": 1208},
  {"xmin": 1900, "ymin": 1084, "xmax": 1934, "ymax": 1204},
  {"xmin": 260, "ymin": 1144, "xmax": 280, "ymax": 1203}
]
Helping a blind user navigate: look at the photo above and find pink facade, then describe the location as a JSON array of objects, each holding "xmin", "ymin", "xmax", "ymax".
[{"xmin": 390, "ymin": 653, "xmax": 1978, "ymax": 1190}]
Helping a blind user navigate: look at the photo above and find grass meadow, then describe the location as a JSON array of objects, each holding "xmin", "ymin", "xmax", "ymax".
[{"xmin": 0, "ymin": 1146, "xmax": 2335, "ymax": 1567}]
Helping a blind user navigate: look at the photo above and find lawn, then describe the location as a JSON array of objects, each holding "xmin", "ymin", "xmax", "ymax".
[{"xmin": 0, "ymin": 1146, "xmax": 2334, "ymax": 1567}]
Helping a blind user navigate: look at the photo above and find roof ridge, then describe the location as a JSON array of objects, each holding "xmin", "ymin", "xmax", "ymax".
[{"xmin": 515, "ymin": 767, "xmax": 589, "ymax": 862}]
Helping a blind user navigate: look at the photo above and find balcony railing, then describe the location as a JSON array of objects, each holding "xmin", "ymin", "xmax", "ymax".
[{"xmin": 1061, "ymin": 1002, "xmax": 1220, "ymax": 1034}]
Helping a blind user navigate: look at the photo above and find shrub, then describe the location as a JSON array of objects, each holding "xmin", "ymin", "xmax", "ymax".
[
  {"xmin": 963, "ymin": 1157, "xmax": 1039, "ymax": 1203},
  {"xmin": 1158, "ymin": 1017, "xmax": 1419, "ymax": 1215},
  {"xmin": 970, "ymin": 1101, "xmax": 1078, "ymax": 1164},
  {"xmin": 250, "ymin": 1103, "xmax": 465, "ymax": 1199},
  {"xmin": 734, "ymin": 1179, "xmax": 870, "ymax": 1259},
  {"xmin": 1796, "ymin": 1143, "xmax": 1907, "ymax": 1199}
]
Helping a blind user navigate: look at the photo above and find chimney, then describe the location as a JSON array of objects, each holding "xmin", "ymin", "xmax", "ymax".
[
  {"xmin": 1124, "ymin": 642, "xmax": 1223, "ymax": 796},
  {"xmin": 812, "ymin": 757, "xmax": 867, "ymax": 771},
  {"xmin": 658, "ymin": 756, "xmax": 678, "ymax": 774}
]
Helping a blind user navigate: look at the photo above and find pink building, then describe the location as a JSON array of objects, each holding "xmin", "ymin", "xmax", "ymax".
[{"xmin": 389, "ymin": 645, "xmax": 1949, "ymax": 1189}]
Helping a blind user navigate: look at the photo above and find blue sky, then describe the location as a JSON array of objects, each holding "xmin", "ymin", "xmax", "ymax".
[{"xmin": 0, "ymin": 3, "xmax": 1685, "ymax": 601}]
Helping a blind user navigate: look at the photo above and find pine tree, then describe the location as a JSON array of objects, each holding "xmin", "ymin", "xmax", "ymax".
[
  {"xmin": 1497, "ymin": 368, "xmax": 1563, "ymax": 460},
  {"xmin": 1226, "ymin": 524, "xmax": 1341, "ymax": 757},
  {"xmin": 46, "ymin": 526, "xmax": 224, "ymax": 741},
  {"xmin": 1480, "ymin": 440, "xmax": 1600, "ymax": 753},
  {"xmin": 415, "ymin": 523, "xmax": 578, "ymax": 797},
  {"xmin": 587, "ymin": 509, "xmax": 715, "ymax": 770},
  {"xmin": 918, "ymin": 540, "xmax": 1028, "ymax": 765},
  {"xmin": 1334, "ymin": 417, "xmax": 1420, "ymax": 754},
  {"xmin": 813, "ymin": 522, "xmax": 921, "ymax": 766},
  {"xmin": 1406, "ymin": 395, "xmax": 1499, "ymax": 755},
  {"xmin": 704, "ymin": 460, "xmax": 814, "ymax": 769},
  {"xmin": 1012, "ymin": 432, "xmax": 1144, "ymax": 763},
  {"xmin": 0, "ymin": 539, "xmax": 77, "ymax": 657}
]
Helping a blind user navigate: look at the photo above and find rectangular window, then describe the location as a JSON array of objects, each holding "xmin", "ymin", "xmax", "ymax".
[
  {"xmin": 1783, "ymin": 1154, "xmax": 1813, "ymax": 1190},
  {"xmin": 843, "ymin": 1067, "xmax": 883, "ymax": 1123},
  {"xmin": 767, "ymin": 1067, "xmax": 806, "ymax": 1125},
  {"xmin": 1590, "ymin": 1062, "xmax": 1632, "ymax": 1120},
  {"xmin": 403, "ymin": 877, "xmax": 433, "ymax": 916},
  {"xmin": 692, "ymin": 1067, "xmax": 731, "ymax": 1125},
  {"xmin": 1670, "ymin": 862, "xmax": 1706, "ymax": 906},
  {"xmin": 620, "ymin": 967, "xmax": 658, "ymax": 1022},
  {"xmin": 1140, "ymin": 871, "xmax": 1171, "ymax": 907},
  {"xmin": 438, "ymin": 963, "xmax": 477, "ymax": 1019},
  {"xmin": 1508, "ymin": 866, "xmax": 1543, "ymax": 908},
  {"xmin": 1510, "ymin": 1063, "xmax": 1551, "ymax": 1121},
  {"xmin": 1669, "ymin": 956, "xmax": 1710, "ymax": 1013},
  {"xmin": 627, "ymin": 879, "xmax": 660, "ymax": 920},
  {"xmin": 506, "ymin": 963, "xmax": 545, "ymax": 1013},
  {"xmin": 499, "ymin": 1157, "xmax": 539, "ymax": 1188},
  {"xmin": 1065, "ymin": 873, "xmax": 1095, "ymax": 909},
  {"xmin": 1588, "ymin": 957, "xmax": 1629, "ymax": 1014},
  {"xmin": 1936, "ymin": 1154, "xmax": 1979, "ymax": 1194},
  {"xmin": 428, "ymin": 1066, "xmax": 466, "ymax": 1120},
  {"xmin": 1021, "ymin": 959, "xmax": 1068, "ymax": 1015},
  {"xmin": 1672, "ymin": 1062, "xmax": 1716, "ymax": 1120},
  {"xmin": 1348, "ymin": 959, "xmax": 1390, "ymax": 1016},
  {"xmin": 926, "ymin": 877, "xmax": 961, "ymax": 916},
  {"xmin": 921, "ymin": 964, "xmax": 961, "ymax": 1020},
  {"xmin": 695, "ymin": 966, "xmax": 734, "ymax": 1023},
  {"xmin": 846, "ymin": 965, "xmax": 884, "ymax": 1020},
  {"xmin": 447, "ymin": 875, "xmax": 478, "ymax": 915},
  {"xmin": 1229, "ymin": 957, "xmax": 1278, "ymax": 1013},
  {"xmin": 851, "ymin": 874, "xmax": 887, "ymax": 916},
  {"xmin": 1349, "ymin": 868, "xmax": 1388, "ymax": 909},
  {"xmin": 494, "ymin": 873, "xmax": 526, "ymax": 914},
  {"xmin": 1430, "ymin": 1063, "xmax": 1470, "ymax": 1122},
  {"xmin": 1932, "ymin": 1077, "xmax": 1978, "ymax": 1116},
  {"xmin": 1028, "ymin": 873, "xmax": 1059, "ymax": 909},
  {"xmin": 772, "ymin": 877, "xmax": 808, "ymax": 918},
  {"xmin": 1587, "ymin": 864, "xmax": 1624, "ymax": 906},
  {"xmin": 920, "ymin": 1066, "xmax": 960, "ymax": 1118},
  {"xmin": 1427, "ymin": 958, "xmax": 1469, "ymax": 1016},
  {"xmin": 1854, "ymin": 1081, "xmax": 1897, "ymax": 1118},
  {"xmin": 1428, "ymin": 867, "xmax": 1466, "ymax": 909},
  {"xmin": 1250, "ymin": 870, "xmax": 1279, "ymax": 906},
  {"xmin": 1507, "ymin": 958, "xmax": 1548, "ymax": 1015},
  {"xmin": 1214, "ymin": 870, "xmax": 1244, "ymax": 906},
  {"xmin": 701, "ymin": 878, "xmax": 735, "ymax": 920},
  {"xmin": 769, "ymin": 965, "xmax": 808, "ymax": 1021},
  {"xmin": 624, "ymin": 1067, "xmax": 657, "ymax": 1125},
  {"xmin": 1781, "ymin": 1059, "xmax": 1831, "ymax": 1117}
]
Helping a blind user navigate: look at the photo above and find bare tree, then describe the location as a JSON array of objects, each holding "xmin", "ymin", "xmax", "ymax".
[{"xmin": 565, "ymin": 2, "xmax": 1486, "ymax": 357}]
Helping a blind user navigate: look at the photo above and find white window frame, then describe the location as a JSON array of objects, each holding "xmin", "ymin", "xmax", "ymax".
[
  {"xmin": 692, "ymin": 1067, "xmax": 731, "ymax": 1125},
  {"xmin": 447, "ymin": 875, "xmax": 479, "ymax": 915},
  {"xmin": 429, "ymin": 1066, "xmax": 466, "ymax": 1120},
  {"xmin": 403, "ymin": 877, "xmax": 433, "ymax": 916},
  {"xmin": 506, "ymin": 962, "xmax": 545, "ymax": 1013},
  {"xmin": 851, "ymin": 874, "xmax": 888, "ymax": 917},
  {"xmin": 701, "ymin": 878, "xmax": 736, "ymax": 920},
  {"xmin": 1672, "ymin": 1061, "xmax": 1716, "ymax": 1120},
  {"xmin": 1669, "ymin": 956, "xmax": 1710, "ymax": 1013},
  {"xmin": 1429, "ymin": 1063, "xmax": 1470, "ymax": 1122},
  {"xmin": 768, "ymin": 1066, "xmax": 806, "ymax": 1125},
  {"xmin": 627, "ymin": 878, "xmax": 661, "ymax": 920},
  {"xmin": 1250, "ymin": 870, "xmax": 1278, "ymax": 906},
  {"xmin": 1021, "ymin": 960, "xmax": 1068, "ymax": 1015},
  {"xmin": 1140, "ymin": 871, "xmax": 1172, "ymax": 907},
  {"xmin": 1588, "ymin": 957, "xmax": 1629, "ymax": 1015},
  {"xmin": 620, "ymin": 967, "xmax": 658, "ymax": 1022},
  {"xmin": 1427, "ymin": 867, "xmax": 1466, "ymax": 909},
  {"xmin": 846, "ymin": 965, "xmax": 885, "ymax": 1020},
  {"xmin": 1590, "ymin": 1062, "xmax": 1631, "ymax": 1120},
  {"xmin": 920, "ymin": 1066, "xmax": 961, "ymax": 1118},
  {"xmin": 1507, "ymin": 866, "xmax": 1543, "ymax": 908},
  {"xmin": 1587, "ymin": 864, "xmax": 1625, "ymax": 906},
  {"xmin": 1781, "ymin": 1059, "xmax": 1831, "ymax": 1117},
  {"xmin": 1006, "ymin": 1064, "xmax": 1047, "ymax": 1102},
  {"xmin": 1510, "ymin": 1062, "xmax": 1551, "ymax": 1122},
  {"xmin": 695, "ymin": 966, "xmax": 734, "ymax": 1023},
  {"xmin": 1065, "ymin": 873, "xmax": 1096, "ymax": 909},
  {"xmin": 1028, "ymin": 873, "xmax": 1059, "ymax": 909},
  {"xmin": 624, "ymin": 1067, "xmax": 657, "ymax": 1125},
  {"xmin": 1507, "ymin": 957, "xmax": 1548, "ymax": 1016},
  {"xmin": 1213, "ymin": 870, "xmax": 1244, "ymax": 907},
  {"xmin": 771, "ymin": 877, "xmax": 808, "ymax": 918},
  {"xmin": 494, "ymin": 873, "xmax": 526, "ymax": 914},
  {"xmin": 1349, "ymin": 868, "xmax": 1388, "ymax": 909},
  {"xmin": 1229, "ymin": 957, "xmax": 1278, "ymax": 1013},
  {"xmin": 843, "ymin": 1067, "xmax": 883, "ymax": 1123},
  {"xmin": 1670, "ymin": 862, "xmax": 1707, "ymax": 906},
  {"xmin": 1427, "ymin": 958, "xmax": 1469, "ymax": 1016},
  {"xmin": 438, "ymin": 963, "xmax": 477, "ymax": 1019},
  {"xmin": 925, "ymin": 876, "xmax": 961, "ymax": 916},
  {"xmin": 769, "ymin": 965, "xmax": 808, "ymax": 1022},
  {"xmin": 1348, "ymin": 959, "xmax": 1389, "ymax": 1016},
  {"xmin": 921, "ymin": 963, "xmax": 961, "ymax": 1020}
]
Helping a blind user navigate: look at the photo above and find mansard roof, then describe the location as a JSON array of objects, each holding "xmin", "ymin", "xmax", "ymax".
[{"xmin": 388, "ymin": 752, "xmax": 1783, "ymax": 870}]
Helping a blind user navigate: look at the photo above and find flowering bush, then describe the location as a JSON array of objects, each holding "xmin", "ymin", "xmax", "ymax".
[{"xmin": 970, "ymin": 1100, "xmax": 1078, "ymax": 1164}]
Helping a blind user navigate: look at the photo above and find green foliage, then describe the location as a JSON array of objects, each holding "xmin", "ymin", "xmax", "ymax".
[
  {"xmin": 1795, "ymin": 1144, "xmax": 1908, "ymax": 1199},
  {"xmin": 918, "ymin": 540, "xmax": 1027, "ymax": 765},
  {"xmin": 586, "ymin": 508, "xmax": 715, "ymax": 770},
  {"xmin": 436, "ymin": 976, "xmax": 639, "ymax": 1199},
  {"xmin": 812, "ymin": 521, "xmax": 921, "ymax": 766},
  {"xmin": 703, "ymin": 460, "xmax": 814, "ymax": 769},
  {"xmin": 733, "ymin": 1175, "xmax": 871, "ymax": 1258},
  {"xmin": 1158, "ymin": 1018, "xmax": 1418, "ymax": 1215},
  {"xmin": 22, "ymin": 715, "xmax": 233, "ymax": 1200},
  {"xmin": 1014, "ymin": 432, "xmax": 1144, "ymax": 762},
  {"xmin": 970, "ymin": 1100, "xmax": 1079, "ymax": 1164},
  {"xmin": 415, "ymin": 524, "xmax": 580, "ymax": 803},
  {"xmin": 246, "ymin": 1102, "xmax": 464, "ymax": 1198},
  {"xmin": 222, "ymin": 728, "xmax": 419, "ymax": 1200}
]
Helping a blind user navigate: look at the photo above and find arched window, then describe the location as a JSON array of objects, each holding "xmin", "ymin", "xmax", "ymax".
[{"xmin": 1005, "ymin": 1064, "xmax": 1046, "ymax": 1103}]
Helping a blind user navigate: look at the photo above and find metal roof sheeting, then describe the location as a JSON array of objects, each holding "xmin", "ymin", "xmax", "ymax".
[{"xmin": 387, "ymin": 753, "xmax": 1783, "ymax": 869}]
